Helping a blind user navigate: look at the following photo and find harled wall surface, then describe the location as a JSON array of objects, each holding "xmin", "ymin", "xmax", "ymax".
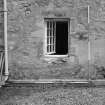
[{"xmin": 7, "ymin": 0, "xmax": 105, "ymax": 80}]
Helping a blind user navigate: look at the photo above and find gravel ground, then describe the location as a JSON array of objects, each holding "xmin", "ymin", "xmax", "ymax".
[{"xmin": 0, "ymin": 84, "xmax": 105, "ymax": 105}]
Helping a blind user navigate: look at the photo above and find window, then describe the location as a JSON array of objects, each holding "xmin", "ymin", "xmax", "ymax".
[{"xmin": 44, "ymin": 18, "xmax": 70, "ymax": 57}]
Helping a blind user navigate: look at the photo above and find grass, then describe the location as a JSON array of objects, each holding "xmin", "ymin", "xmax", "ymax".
[{"xmin": 0, "ymin": 84, "xmax": 105, "ymax": 105}]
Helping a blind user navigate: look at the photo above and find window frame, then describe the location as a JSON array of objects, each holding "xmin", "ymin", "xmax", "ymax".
[{"xmin": 44, "ymin": 18, "xmax": 70, "ymax": 57}]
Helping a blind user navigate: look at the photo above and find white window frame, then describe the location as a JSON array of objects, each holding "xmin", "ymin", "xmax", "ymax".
[{"xmin": 44, "ymin": 18, "xmax": 70, "ymax": 57}]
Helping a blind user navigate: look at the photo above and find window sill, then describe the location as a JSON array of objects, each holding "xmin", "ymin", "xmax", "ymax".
[
  {"xmin": 43, "ymin": 54, "xmax": 69, "ymax": 63},
  {"xmin": 44, "ymin": 54, "xmax": 68, "ymax": 58}
]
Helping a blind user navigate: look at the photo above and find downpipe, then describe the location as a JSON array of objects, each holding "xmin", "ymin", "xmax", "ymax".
[{"xmin": 4, "ymin": 0, "xmax": 9, "ymax": 81}]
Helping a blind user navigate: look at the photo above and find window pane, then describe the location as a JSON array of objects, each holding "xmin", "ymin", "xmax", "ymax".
[
  {"xmin": 50, "ymin": 21, "xmax": 52, "ymax": 29},
  {"xmin": 50, "ymin": 36, "xmax": 52, "ymax": 44},
  {"xmin": 47, "ymin": 45, "xmax": 50, "ymax": 53},
  {"xmin": 53, "ymin": 45, "xmax": 55, "ymax": 52},
  {"xmin": 47, "ymin": 37, "xmax": 49, "ymax": 44},
  {"xmin": 50, "ymin": 28, "xmax": 52, "ymax": 37},
  {"xmin": 47, "ymin": 29, "xmax": 49, "ymax": 36},
  {"xmin": 47, "ymin": 21, "xmax": 49, "ymax": 29},
  {"xmin": 50, "ymin": 45, "xmax": 52, "ymax": 52},
  {"xmin": 51, "ymin": 37, "xmax": 53, "ymax": 44}
]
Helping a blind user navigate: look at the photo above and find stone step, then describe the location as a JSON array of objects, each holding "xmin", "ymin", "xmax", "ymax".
[
  {"xmin": 5, "ymin": 79, "xmax": 105, "ymax": 87},
  {"xmin": 4, "ymin": 79, "xmax": 91, "ymax": 88}
]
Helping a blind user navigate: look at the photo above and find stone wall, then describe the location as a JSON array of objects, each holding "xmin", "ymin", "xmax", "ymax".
[{"xmin": 6, "ymin": 0, "xmax": 105, "ymax": 80}]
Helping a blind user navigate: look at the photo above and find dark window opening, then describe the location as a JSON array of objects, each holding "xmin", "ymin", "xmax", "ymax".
[
  {"xmin": 56, "ymin": 21, "xmax": 68, "ymax": 55},
  {"xmin": 45, "ymin": 18, "xmax": 69, "ymax": 55}
]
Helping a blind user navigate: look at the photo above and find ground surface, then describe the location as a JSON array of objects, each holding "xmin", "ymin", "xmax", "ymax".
[{"xmin": 0, "ymin": 84, "xmax": 105, "ymax": 105}]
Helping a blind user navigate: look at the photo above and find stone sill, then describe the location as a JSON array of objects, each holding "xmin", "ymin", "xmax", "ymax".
[
  {"xmin": 6, "ymin": 79, "xmax": 105, "ymax": 87},
  {"xmin": 42, "ymin": 54, "xmax": 69, "ymax": 63},
  {"xmin": 44, "ymin": 55, "xmax": 68, "ymax": 58},
  {"xmin": 7, "ymin": 79, "xmax": 89, "ymax": 84}
]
